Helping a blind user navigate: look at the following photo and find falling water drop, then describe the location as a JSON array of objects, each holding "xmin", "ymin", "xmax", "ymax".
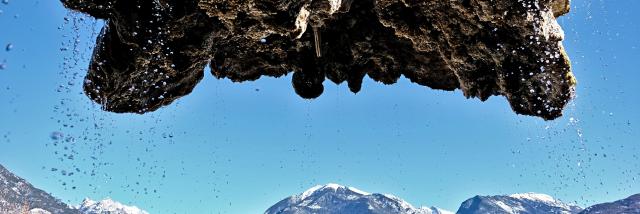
[{"xmin": 50, "ymin": 131, "xmax": 64, "ymax": 140}]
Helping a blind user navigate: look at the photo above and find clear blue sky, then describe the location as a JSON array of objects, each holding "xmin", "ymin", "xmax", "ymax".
[{"xmin": 0, "ymin": 0, "xmax": 638, "ymax": 213}]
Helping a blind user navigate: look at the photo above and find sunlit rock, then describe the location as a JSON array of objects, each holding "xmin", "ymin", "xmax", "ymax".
[{"xmin": 61, "ymin": 0, "xmax": 576, "ymax": 120}]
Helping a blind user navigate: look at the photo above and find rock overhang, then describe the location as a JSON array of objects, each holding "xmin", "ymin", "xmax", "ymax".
[{"xmin": 61, "ymin": 0, "xmax": 576, "ymax": 120}]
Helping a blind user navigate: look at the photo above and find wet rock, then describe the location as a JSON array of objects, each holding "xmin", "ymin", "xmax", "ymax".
[
  {"xmin": 62, "ymin": 0, "xmax": 214, "ymax": 113},
  {"xmin": 61, "ymin": 0, "xmax": 576, "ymax": 120}
]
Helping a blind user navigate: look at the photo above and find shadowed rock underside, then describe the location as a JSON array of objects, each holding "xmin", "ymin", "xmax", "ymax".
[{"xmin": 61, "ymin": 0, "xmax": 575, "ymax": 120}]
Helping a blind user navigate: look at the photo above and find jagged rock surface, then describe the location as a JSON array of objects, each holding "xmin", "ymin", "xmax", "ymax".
[
  {"xmin": 0, "ymin": 164, "xmax": 148, "ymax": 214},
  {"xmin": 62, "ymin": 0, "xmax": 214, "ymax": 113},
  {"xmin": 0, "ymin": 164, "xmax": 79, "ymax": 214},
  {"xmin": 61, "ymin": 0, "xmax": 576, "ymax": 120}
]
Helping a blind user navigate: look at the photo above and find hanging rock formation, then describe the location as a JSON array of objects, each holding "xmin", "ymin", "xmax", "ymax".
[{"xmin": 61, "ymin": 0, "xmax": 575, "ymax": 120}]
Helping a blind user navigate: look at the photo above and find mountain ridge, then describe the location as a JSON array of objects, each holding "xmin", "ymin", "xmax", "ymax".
[
  {"xmin": 266, "ymin": 183, "xmax": 452, "ymax": 214},
  {"xmin": 0, "ymin": 164, "xmax": 79, "ymax": 214},
  {"xmin": 267, "ymin": 184, "xmax": 640, "ymax": 214},
  {"xmin": 579, "ymin": 194, "xmax": 640, "ymax": 214},
  {"xmin": 0, "ymin": 164, "xmax": 147, "ymax": 214},
  {"xmin": 456, "ymin": 192, "xmax": 583, "ymax": 214},
  {"xmin": 3, "ymin": 164, "xmax": 639, "ymax": 214}
]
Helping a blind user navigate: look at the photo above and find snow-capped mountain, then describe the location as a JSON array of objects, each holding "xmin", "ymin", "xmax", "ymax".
[
  {"xmin": 1, "ymin": 164, "xmax": 147, "ymax": 214},
  {"xmin": 77, "ymin": 198, "xmax": 149, "ymax": 214},
  {"xmin": 579, "ymin": 194, "xmax": 640, "ymax": 214},
  {"xmin": 265, "ymin": 183, "xmax": 453, "ymax": 214},
  {"xmin": 4, "ymin": 163, "xmax": 640, "ymax": 214},
  {"xmin": 456, "ymin": 193, "xmax": 583, "ymax": 214},
  {"xmin": 0, "ymin": 164, "xmax": 79, "ymax": 214}
]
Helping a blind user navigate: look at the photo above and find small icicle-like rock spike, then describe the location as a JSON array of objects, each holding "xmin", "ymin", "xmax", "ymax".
[{"xmin": 313, "ymin": 26, "xmax": 322, "ymax": 58}]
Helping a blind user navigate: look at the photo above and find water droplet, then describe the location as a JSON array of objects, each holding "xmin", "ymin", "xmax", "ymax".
[
  {"xmin": 5, "ymin": 43, "xmax": 12, "ymax": 51},
  {"xmin": 50, "ymin": 131, "xmax": 64, "ymax": 140}
]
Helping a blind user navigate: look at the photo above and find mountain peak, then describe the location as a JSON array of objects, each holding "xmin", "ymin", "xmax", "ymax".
[
  {"xmin": 508, "ymin": 193, "xmax": 558, "ymax": 203},
  {"xmin": 0, "ymin": 164, "xmax": 79, "ymax": 214},
  {"xmin": 78, "ymin": 198, "xmax": 149, "ymax": 214},
  {"xmin": 457, "ymin": 193, "xmax": 583, "ymax": 214},
  {"xmin": 266, "ymin": 183, "xmax": 451, "ymax": 214},
  {"xmin": 299, "ymin": 183, "xmax": 370, "ymax": 200},
  {"xmin": 1, "ymin": 164, "xmax": 148, "ymax": 214}
]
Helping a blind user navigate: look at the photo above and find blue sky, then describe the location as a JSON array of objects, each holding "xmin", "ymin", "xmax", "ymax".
[{"xmin": 0, "ymin": 0, "xmax": 639, "ymax": 213}]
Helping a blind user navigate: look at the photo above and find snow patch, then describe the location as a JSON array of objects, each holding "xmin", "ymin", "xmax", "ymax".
[
  {"xmin": 299, "ymin": 183, "xmax": 369, "ymax": 200},
  {"xmin": 509, "ymin": 192, "xmax": 557, "ymax": 203},
  {"xmin": 347, "ymin": 186, "xmax": 370, "ymax": 195},
  {"xmin": 29, "ymin": 208, "xmax": 52, "ymax": 214},
  {"xmin": 78, "ymin": 198, "xmax": 149, "ymax": 214},
  {"xmin": 494, "ymin": 201, "xmax": 515, "ymax": 213}
]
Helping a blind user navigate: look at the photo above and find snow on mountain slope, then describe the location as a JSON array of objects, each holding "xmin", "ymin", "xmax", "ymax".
[
  {"xmin": 456, "ymin": 192, "xmax": 583, "ymax": 214},
  {"xmin": 0, "ymin": 164, "xmax": 79, "ymax": 214},
  {"xmin": 265, "ymin": 183, "xmax": 452, "ymax": 214},
  {"xmin": 77, "ymin": 198, "xmax": 149, "ymax": 214},
  {"xmin": 29, "ymin": 208, "xmax": 53, "ymax": 214},
  {"xmin": 4, "ymin": 162, "xmax": 639, "ymax": 214},
  {"xmin": 1, "ymin": 164, "xmax": 147, "ymax": 214},
  {"xmin": 579, "ymin": 194, "xmax": 640, "ymax": 214}
]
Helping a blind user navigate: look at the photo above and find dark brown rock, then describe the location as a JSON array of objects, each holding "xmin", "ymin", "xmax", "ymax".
[
  {"xmin": 63, "ymin": 0, "xmax": 214, "ymax": 113},
  {"xmin": 61, "ymin": 0, "xmax": 576, "ymax": 120}
]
